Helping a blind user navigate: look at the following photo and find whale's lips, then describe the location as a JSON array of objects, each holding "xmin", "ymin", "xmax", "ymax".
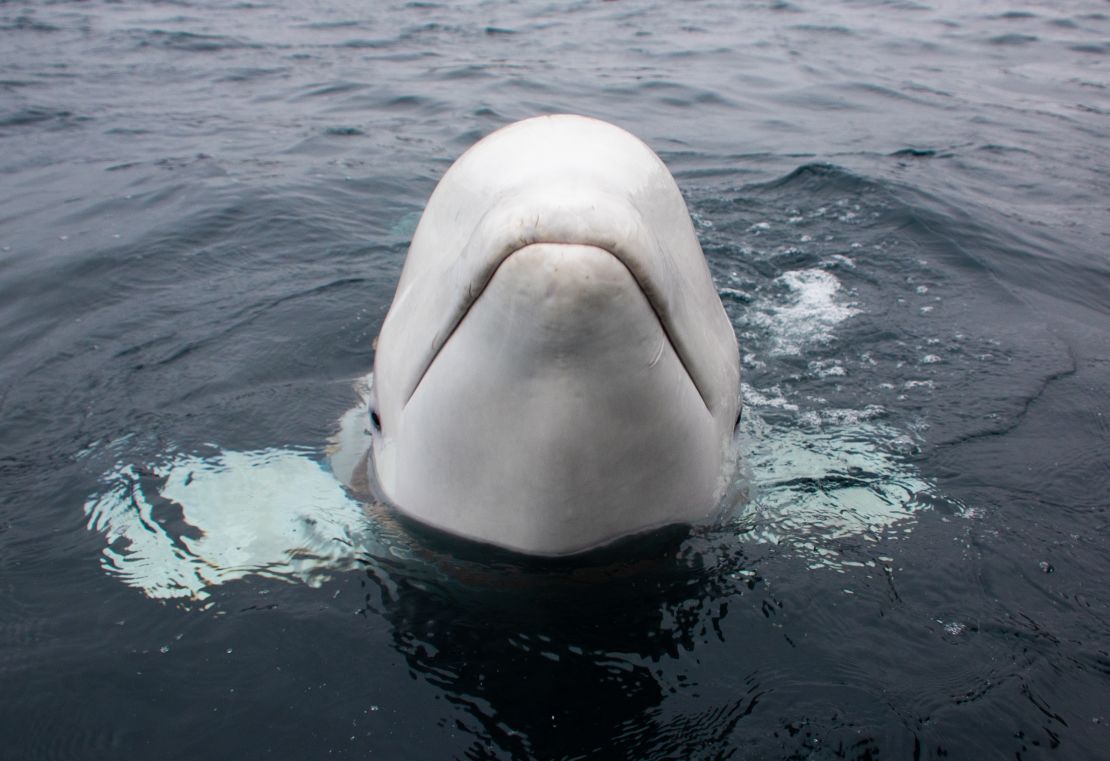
[{"xmin": 405, "ymin": 190, "xmax": 709, "ymax": 411}]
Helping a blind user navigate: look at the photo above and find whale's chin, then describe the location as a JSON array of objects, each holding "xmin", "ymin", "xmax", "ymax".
[{"xmin": 372, "ymin": 242, "xmax": 724, "ymax": 556}]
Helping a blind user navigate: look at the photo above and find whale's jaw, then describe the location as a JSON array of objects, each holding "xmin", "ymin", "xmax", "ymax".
[{"xmin": 372, "ymin": 242, "xmax": 723, "ymax": 556}]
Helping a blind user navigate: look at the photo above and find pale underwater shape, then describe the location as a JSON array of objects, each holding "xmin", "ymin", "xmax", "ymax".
[
  {"xmin": 84, "ymin": 449, "xmax": 372, "ymax": 600},
  {"xmin": 736, "ymin": 415, "xmax": 957, "ymax": 569}
]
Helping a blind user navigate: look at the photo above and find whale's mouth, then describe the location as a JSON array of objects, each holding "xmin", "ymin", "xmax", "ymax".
[{"xmin": 408, "ymin": 239, "xmax": 704, "ymax": 412}]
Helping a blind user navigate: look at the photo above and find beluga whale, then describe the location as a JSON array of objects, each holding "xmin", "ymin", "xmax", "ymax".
[{"xmin": 352, "ymin": 114, "xmax": 741, "ymax": 556}]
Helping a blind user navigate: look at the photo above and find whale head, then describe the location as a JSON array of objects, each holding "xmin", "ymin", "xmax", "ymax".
[{"xmin": 367, "ymin": 114, "xmax": 740, "ymax": 556}]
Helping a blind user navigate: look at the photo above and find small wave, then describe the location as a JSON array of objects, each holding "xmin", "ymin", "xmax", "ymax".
[
  {"xmin": 324, "ymin": 125, "xmax": 365, "ymax": 136},
  {"xmin": 988, "ymin": 33, "xmax": 1038, "ymax": 45},
  {"xmin": 788, "ymin": 24, "xmax": 856, "ymax": 36},
  {"xmin": 0, "ymin": 15, "xmax": 61, "ymax": 33},
  {"xmin": 755, "ymin": 162, "xmax": 879, "ymax": 199},
  {"xmin": 434, "ymin": 63, "xmax": 495, "ymax": 81},
  {"xmin": 215, "ymin": 66, "xmax": 288, "ymax": 83},
  {"xmin": 0, "ymin": 106, "xmax": 85, "ymax": 131},
  {"xmin": 638, "ymin": 80, "xmax": 738, "ymax": 109},
  {"xmin": 291, "ymin": 80, "xmax": 371, "ymax": 99},
  {"xmin": 296, "ymin": 20, "xmax": 365, "ymax": 30},
  {"xmin": 1071, "ymin": 42, "xmax": 1110, "ymax": 55},
  {"xmin": 890, "ymin": 147, "xmax": 938, "ymax": 158},
  {"xmin": 128, "ymin": 29, "xmax": 258, "ymax": 53},
  {"xmin": 337, "ymin": 37, "xmax": 392, "ymax": 49}
]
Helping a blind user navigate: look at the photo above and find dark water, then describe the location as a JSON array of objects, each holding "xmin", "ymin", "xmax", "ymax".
[{"xmin": 2, "ymin": 0, "xmax": 1109, "ymax": 758}]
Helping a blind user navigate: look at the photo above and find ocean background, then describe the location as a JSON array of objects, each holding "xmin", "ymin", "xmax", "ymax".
[{"xmin": 2, "ymin": 0, "xmax": 1108, "ymax": 758}]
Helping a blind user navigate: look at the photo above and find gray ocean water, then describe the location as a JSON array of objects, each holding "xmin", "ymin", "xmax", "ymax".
[{"xmin": 2, "ymin": 0, "xmax": 1109, "ymax": 759}]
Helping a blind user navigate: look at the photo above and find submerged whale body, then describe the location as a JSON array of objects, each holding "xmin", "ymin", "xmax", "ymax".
[{"xmin": 363, "ymin": 114, "xmax": 741, "ymax": 556}]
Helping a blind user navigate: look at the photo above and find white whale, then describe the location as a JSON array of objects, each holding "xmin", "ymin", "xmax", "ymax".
[{"xmin": 357, "ymin": 114, "xmax": 741, "ymax": 556}]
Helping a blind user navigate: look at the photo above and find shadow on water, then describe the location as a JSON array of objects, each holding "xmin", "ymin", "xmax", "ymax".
[{"xmin": 352, "ymin": 524, "xmax": 765, "ymax": 761}]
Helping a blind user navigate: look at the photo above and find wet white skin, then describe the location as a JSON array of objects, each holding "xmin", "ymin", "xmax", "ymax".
[{"xmin": 365, "ymin": 115, "xmax": 741, "ymax": 555}]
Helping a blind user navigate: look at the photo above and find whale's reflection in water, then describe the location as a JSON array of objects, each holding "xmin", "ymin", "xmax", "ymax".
[{"xmin": 359, "ymin": 526, "xmax": 768, "ymax": 760}]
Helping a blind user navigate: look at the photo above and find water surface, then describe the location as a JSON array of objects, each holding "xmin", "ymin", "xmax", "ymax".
[{"xmin": 2, "ymin": 0, "xmax": 1108, "ymax": 758}]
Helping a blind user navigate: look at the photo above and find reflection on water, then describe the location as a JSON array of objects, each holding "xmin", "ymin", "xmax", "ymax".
[{"xmin": 360, "ymin": 537, "xmax": 761, "ymax": 761}]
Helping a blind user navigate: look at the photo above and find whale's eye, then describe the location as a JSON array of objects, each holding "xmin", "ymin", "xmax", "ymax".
[
  {"xmin": 369, "ymin": 408, "xmax": 382, "ymax": 433},
  {"xmin": 734, "ymin": 406, "xmax": 743, "ymax": 431}
]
